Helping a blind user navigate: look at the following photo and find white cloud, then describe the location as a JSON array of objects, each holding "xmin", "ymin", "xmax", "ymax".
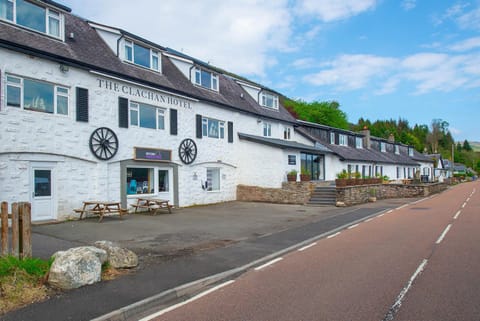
[
  {"xmin": 457, "ymin": 7, "xmax": 480, "ymax": 30},
  {"xmin": 63, "ymin": 0, "xmax": 291, "ymax": 77},
  {"xmin": 295, "ymin": 0, "xmax": 377, "ymax": 22},
  {"xmin": 401, "ymin": 0, "xmax": 416, "ymax": 11},
  {"xmin": 304, "ymin": 52, "xmax": 480, "ymax": 95},
  {"xmin": 449, "ymin": 37, "xmax": 480, "ymax": 51},
  {"xmin": 291, "ymin": 58, "xmax": 317, "ymax": 69},
  {"xmin": 304, "ymin": 54, "xmax": 398, "ymax": 90}
]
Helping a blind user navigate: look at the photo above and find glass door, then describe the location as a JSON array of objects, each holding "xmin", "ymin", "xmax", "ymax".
[{"xmin": 301, "ymin": 153, "xmax": 324, "ymax": 180}]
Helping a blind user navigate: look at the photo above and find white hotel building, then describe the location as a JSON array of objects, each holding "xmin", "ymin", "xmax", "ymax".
[{"xmin": 0, "ymin": 0, "xmax": 434, "ymax": 221}]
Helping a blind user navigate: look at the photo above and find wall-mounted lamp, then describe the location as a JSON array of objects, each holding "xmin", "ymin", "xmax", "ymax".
[
  {"xmin": 193, "ymin": 172, "xmax": 198, "ymax": 181},
  {"xmin": 59, "ymin": 64, "xmax": 69, "ymax": 73},
  {"xmin": 257, "ymin": 119, "xmax": 262, "ymax": 124}
]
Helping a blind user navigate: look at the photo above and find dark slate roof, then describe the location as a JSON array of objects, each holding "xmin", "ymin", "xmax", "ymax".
[
  {"xmin": 40, "ymin": 0, "xmax": 71, "ymax": 12},
  {"xmin": 238, "ymin": 133, "xmax": 332, "ymax": 153},
  {"xmin": 411, "ymin": 150, "xmax": 435, "ymax": 163},
  {"xmin": 296, "ymin": 127, "xmax": 420, "ymax": 165},
  {"xmin": 0, "ymin": 11, "xmax": 296, "ymax": 124}
]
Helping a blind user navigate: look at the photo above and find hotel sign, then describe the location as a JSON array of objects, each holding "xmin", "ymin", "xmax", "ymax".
[
  {"xmin": 97, "ymin": 78, "xmax": 192, "ymax": 109},
  {"xmin": 134, "ymin": 147, "xmax": 172, "ymax": 162}
]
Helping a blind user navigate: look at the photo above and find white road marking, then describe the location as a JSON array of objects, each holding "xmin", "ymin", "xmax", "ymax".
[
  {"xmin": 462, "ymin": 202, "xmax": 467, "ymax": 208},
  {"xmin": 138, "ymin": 280, "xmax": 235, "ymax": 321},
  {"xmin": 254, "ymin": 257, "xmax": 283, "ymax": 271},
  {"xmin": 466, "ymin": 197, "xmax": 470, "ymax": 202},
  {"xmin": 327, "ymin": 232, "xmax": 341, "ymax": 239},
  {"xmin": 397, "ymin": 204, "xmax": 408, "ymax": 210},
  {"xmin": 387, "ymin": 210, "xmax": 394, "ymax": 214},
  {"xmin": 298, "ymin": 242, "xmax": 317, "ymax": 252},
  {"xmin": 436, "ymin": 224, "xmax": 452, "ymax": 244},
  {"xmin": 365, "ymin": 217, "xmax": 374, "ymax": 223},
  {"xmin": 348, "ymin": 224, "xmax": 359, "ymax": 230},
  {"xmin": 378, "ymin": 213, "xmax": 385, "ymax": 217},
  {"xmin": 454, "ymin": 210, "xmax": 461, "ymax": 220},
  {"xmin": 383, "ymin": 259, "xmax": 428, "ymax": 321}
]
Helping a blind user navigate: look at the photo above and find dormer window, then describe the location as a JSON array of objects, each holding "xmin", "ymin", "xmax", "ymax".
[
  {"xmin": 355, "ymin": 137, "xmax": 363, "ymax": 149},
  {"xmin": 260, "ymin": 92, "xmax": 279, "ymax": 109},
  {"xmin": 380, "ymin": 142, "xmax": 386, "ymax": 152},
  {"xmin": 124, "ymin": 40, "xmax": 160, "ymax": 72},
  {"xmin": 0, "ymin": 0, "xmax": 63, "ymax": 39},
  {"xmin": 408, "ymin": 147, "xmax": 414, "ymax": 157},
  {"xmin": 339, "ymin": 134, "xmax": 347, "ymax": 146},
  {"xmin": 395, "ymin": 145, "xmax": 400, "ymax": 154},
  {"xmin": 194, "ymin": 67, "xmax": 218, "ymax": 91},
  {"xmin": 330, "ymin": 132, "xmax": 335, "ymax": 144}
]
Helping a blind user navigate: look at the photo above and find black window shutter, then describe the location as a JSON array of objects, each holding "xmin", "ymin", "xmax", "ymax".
[
  {"xmin": 196, "ymin": 114, "xmax": 203, "ymax": 139},
  {"xmin": 227, "ymin": 121, "xmax": 233, "ymax": 143},
  {"xmin": 118, "ymin": 97, "xmax": 129, "ymax": 128},
  {"xmin": 170, "ymin": 109, "xmax": 178, "ymax": 135},
  {"xmin": 76, "ymin": 87, "xmax": 89, "ymax": 122},
  {"xmin": 335, "ymin": 133, "xmax": 339, "ymax": 145}
]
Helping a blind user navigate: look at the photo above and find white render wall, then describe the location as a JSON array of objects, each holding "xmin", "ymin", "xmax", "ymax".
[{"xmin": 0, "ymin": 49, "xmax": 311, "ymax": 219}]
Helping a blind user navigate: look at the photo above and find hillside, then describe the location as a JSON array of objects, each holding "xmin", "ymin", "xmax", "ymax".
[{"xmin": 471, "ymin": 141, "xmax": 480, "ymax": 152}]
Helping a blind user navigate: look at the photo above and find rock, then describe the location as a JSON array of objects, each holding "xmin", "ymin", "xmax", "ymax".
[
  {"xmin": 48, "ymin": 246, "xmax": 108, "ymax": 290},
  {"xmin": 336, "ymin": 201, "xmax": 346, "ymax": 207},
  {"xmin": 94, "ymin": 240, "xmax": 138, "ymax": 269}
]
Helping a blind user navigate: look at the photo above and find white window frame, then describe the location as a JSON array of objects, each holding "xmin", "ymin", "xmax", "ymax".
[
  {"xmin": 330, "ymin": 132, "xmax": 335, "ymax": 144},
  {"xmin": 339, "ymin": 134, "xmax": 347, "ymax": 146},
  {"xmin": 408, "ymin": 148, "xmax": 414, "ymax": 157},
  {"xmin": 206, "ymin": 167, "xmax": 220, "ymax": 192},
  {"xmin": 395, "ymin": 145, "xmax": 400, "ymax": 154},
  {"xmin": 355, "ymin": 137, "xmax": 363, "ymax": 149},
  {"xmin": 129, "ymin": 101, "xmax": 165, "ymax": 130},
  {"xmin": 263, "ymin": 122, "xmax": 272, "ymax": 137},
  {"xmin": 260, "ymin": 92, "xmax": 279, "ymax": 109},
  {"xmin": 380, "ymin": 142, "xmax": 386, "ymax": 152},
  {"xmin": 284, "ymin": 127, "xmax": 291, "ymax": 140},
  {"xmin": 194, "ymin": 67, "xmax": 219, "ymax": 91},
  {"xmin": 202, "ymin": 117, "xmax": 225, "ymax": 139},
  {"xmin": 0, "ymin": 0, "xmax": 64, "ymax": 39},
  {"xmin": 123, "ymin": 39, "xmax": 161, "ymax": 72},
  {"xmin": 5, "ymin": 74, "xmax": 69, "ymax": 115}
]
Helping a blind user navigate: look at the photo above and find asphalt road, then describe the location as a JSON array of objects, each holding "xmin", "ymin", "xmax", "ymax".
[{"xmin": 145, "ymin": 182, "xmax": 479, "ymax": 321}]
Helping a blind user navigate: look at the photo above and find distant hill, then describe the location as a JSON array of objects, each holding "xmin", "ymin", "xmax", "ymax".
[{"xmin": 471, "ymin": 141, "xmax": 480, "ymax": 152}]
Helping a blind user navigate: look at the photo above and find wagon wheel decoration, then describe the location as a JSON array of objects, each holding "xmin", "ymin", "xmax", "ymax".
[
  {"xmin": 89, "ymin": 127, "xmax": 119, "ymax": 160},
  {"xmin": 178, "ymin": 138, "xmax": 197, "ymax": 164}
]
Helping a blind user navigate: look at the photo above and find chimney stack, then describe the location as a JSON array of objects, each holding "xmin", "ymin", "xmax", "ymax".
[
  {"xmin": 388, "ymin": 133, "xmax": 395, "ymax": 143},
  {"xmin": 360, "ymin": 126, "xmax": 371, "ymax": 149}
]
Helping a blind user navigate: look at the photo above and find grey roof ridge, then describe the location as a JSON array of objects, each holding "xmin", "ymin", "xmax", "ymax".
[
  {"xmin": 238, "ymin": 132, "xmax": 332, "ymax": 153},
  {"xmin": 296, "ymin": 119, "xmax": 363, "ymax": 136}
]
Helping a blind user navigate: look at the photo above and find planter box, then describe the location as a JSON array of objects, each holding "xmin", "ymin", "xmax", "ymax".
[
  {"xmin": 300, "ymin": 174, "xmax": 310, "ymax": 182},
  {"xmin": 335, "ymin": 178, "xmax": 347, "ymax": 187},
  {"xmin": 287, "ymin": 174, "xmax": 297, "ymax": 182}
]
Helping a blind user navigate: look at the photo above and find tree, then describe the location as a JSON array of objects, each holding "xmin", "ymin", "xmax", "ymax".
[
  {"xmin": 463, "ymin": 140, "xmax": 473, "ymax": 151},
  {"xmin": 283, "ymin": 99, "xmax": 349, "ymax": 129}
]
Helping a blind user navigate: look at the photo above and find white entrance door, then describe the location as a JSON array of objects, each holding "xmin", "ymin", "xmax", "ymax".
[
  {"xmin": 157, "ymin": 168, "xmax": 173, "ymax": 202},
  {"xmin": 31, "ymin": 165, "xmax": 55, "ymax": 221}
]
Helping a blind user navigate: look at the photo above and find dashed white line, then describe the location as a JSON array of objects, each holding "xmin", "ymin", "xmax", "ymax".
[
  {"xmin": 327, "ymin": 232, "xmax": 341, "ymax": 239},
  {"xmin": 462, "ymin": 202, "xmax": 467, "ymax": 208},
  {"xmin": 254, "ymin": 257, "xmax": 283, "ymax": 271},
  {"xmin": 466, "ymin": 197, "xmax": 470, "ymax": 202},
  {"xmin": 436, "ymin": 224, "xmax": 452, "ymax": 244},
  {"xmin": 138, "ymin": 280, "xmax": 235, "ymax": 321},
  {"xmin": 387, "ymin": 210, "xmax": 394, "ymax": 214},
  {"xmin": 348, "ymin": 224, "xmax": 359, "ymax": 230},
  {"xmin": 378, "ymin": 213, "xmax": 385, "ymax": 218},
  {"xmin": 453, "ymin": 210, "xmax": 461, "ymax": 220},
  {"xmin": 383, "ymin": 259, "xmax": 428, "ymax": 321},
  {"xmin": 365, "ymin": 217, "xmax": 374, "ymax": 223},
  {"xmin": 397, "ymin": 204, "xmax": 408, "ymax": 210},
  {"xmin": 298, "ymin": 242, "xmax": 317, "ymax": 252}
]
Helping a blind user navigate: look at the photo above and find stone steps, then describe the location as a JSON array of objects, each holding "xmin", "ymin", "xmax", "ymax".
[{"xmin": 307, "ymin": 186, "xmax": 337, "ymax": 206}]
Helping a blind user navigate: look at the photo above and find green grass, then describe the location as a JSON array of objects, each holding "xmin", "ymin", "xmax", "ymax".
[{"xmin": 0, "ymin": 256, "xmax": 52, "ymax": 277}]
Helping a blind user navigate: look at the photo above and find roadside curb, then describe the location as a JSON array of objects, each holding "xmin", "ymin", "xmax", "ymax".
[{"xmin": 92, "ymin": 207, "xmax": 391, "ymax": 321}]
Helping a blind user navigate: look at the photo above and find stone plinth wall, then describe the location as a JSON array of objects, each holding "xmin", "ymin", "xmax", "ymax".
[
  {"xmin": 337, "ymin": 182, "xmax": 447, "ymax": 206},
  {"xmin": 237, "ymin": 182, "xmax": 319, "ymax": 204}
]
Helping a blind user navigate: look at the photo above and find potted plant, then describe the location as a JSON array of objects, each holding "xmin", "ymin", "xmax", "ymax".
[
  {"xmin": 368, "ymin": 188, "xmax": 377, "ymax": 202},
  {"xmin": 287, "ymin": 169, "xmax": 298, "ymax": 182},
  {"xmin": 354, "ymin": 171, "xmax": 362, "ymax": 185},
  {"xmin": 300, "ymin": 168, "xmax": 311, "ymax": 181},
  {"xmin": 335, "ymin": 170, "xmax": 348, "ymax": 187}
]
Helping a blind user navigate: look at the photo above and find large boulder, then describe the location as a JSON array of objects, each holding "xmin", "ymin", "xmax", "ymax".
[
  {"xmin": 48, "ymin": 246, "xmax": 108, "ymax": 290},
  {"xmin": 94, "ymin": 240, "xmax": 138, "ymax": 269}
]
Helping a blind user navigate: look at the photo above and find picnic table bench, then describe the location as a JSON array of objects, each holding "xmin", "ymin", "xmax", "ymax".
[
  {"xmin": 130, "ymin": 197, "xmax": 172, "ymax": 215},
  {"xmin": 74, "ymin": 201, "xmax": 127, "ymax": 222}
]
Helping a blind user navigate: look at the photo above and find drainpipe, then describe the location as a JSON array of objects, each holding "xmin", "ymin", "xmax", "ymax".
[{"xmin": 116, "ymin": 34, "xmax": 125, "ymax": 57}]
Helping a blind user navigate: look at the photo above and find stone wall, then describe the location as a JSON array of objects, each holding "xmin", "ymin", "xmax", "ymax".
[
  {"xmin": 336, "ymin": 182, "xmax": 447, "ymax": 206},
  {"xmin": 237, "ymin": 182, "xmax": 319, "ymax": 204}
]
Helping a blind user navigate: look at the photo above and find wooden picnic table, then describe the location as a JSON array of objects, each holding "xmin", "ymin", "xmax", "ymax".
[
  {"xmin": 130, "ymin": 197, "xmax": 172, "ymax": 215},
  {"xmin": 74, "ymin": 201, "xmax": 127, "ymax": 222}
]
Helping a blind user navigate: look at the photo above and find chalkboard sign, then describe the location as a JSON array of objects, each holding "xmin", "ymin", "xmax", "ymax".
[{"xmin": 134, "ymin": 147, "xmax": 171, "ymax": 162}]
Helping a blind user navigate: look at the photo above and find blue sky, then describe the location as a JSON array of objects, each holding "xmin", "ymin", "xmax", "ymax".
[{"xmin": 62, "ymin": 0, "xmax": 480, "ymax": 142}]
